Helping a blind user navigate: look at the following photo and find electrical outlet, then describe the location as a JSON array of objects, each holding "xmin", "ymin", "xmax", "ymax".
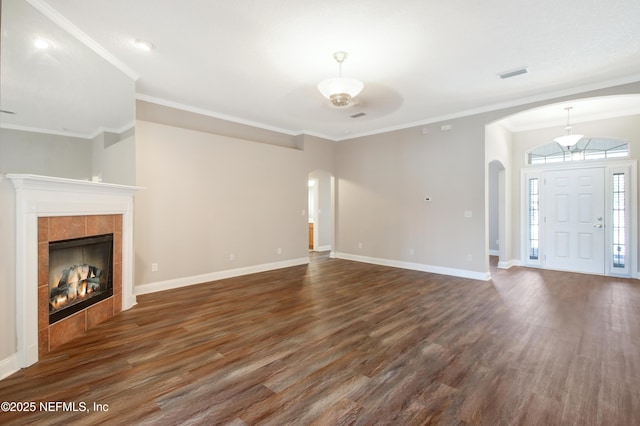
[
  {"xmin": 229, "ymin": 253, "xmax": 235, "ymax": 261},
  {"xmin": 277, "ymin": 247, "xmax": 282, "ymax": 255},
  {"xmin": 151, "ymin": 263, "xmax": 158, "ymax": 272},
  {"xmin": 358, "ymin": 242, "xmax": 363, "ymax": 249},
  {"xmin": 466, "ymin": 254, "xmax": 473, "ymax": 261}
]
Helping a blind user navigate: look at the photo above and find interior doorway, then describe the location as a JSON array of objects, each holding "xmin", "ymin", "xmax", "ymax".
[
  {"xmin": 488, "ymin": 160, "xmax": 507, "ymax": 267},
  {"xmin": 308, "ymin": 170, "xmax": 335, "ymax": 254},
  {"xmin": 308, "ymin": 178, "xmax": 318, "ymax": 250}
]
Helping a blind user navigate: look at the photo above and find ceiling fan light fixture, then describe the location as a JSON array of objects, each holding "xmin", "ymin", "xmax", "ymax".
[
  {"xmin": 553, "ymin": 107, "xmax": 583, "ymax": 149},
  {"xmin": 318, "ymin": 52, "xmax": 363, "ymax": 107},
  {"xmin": 554, "ymin": 132, "xmax": 583, "ymax": 148},
  {"xmin": 318, "ymin": 77, "xmax": 364, "ymax": 106}
]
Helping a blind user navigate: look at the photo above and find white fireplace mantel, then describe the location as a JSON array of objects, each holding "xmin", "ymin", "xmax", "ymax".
[{"xmin": 8, "ymin": 174, "xmax": 143, "ymax": 368}]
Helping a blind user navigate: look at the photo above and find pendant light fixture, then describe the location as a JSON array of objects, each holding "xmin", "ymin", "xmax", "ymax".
[
  {"xmin": 317, "ymin": 51, "xmax": 363, "ymax": 107},
  {"xmin": 554, "ymin": 107, "xmax": 583, "ymax": 149}
]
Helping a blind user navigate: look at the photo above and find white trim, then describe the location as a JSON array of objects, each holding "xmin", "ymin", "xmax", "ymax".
[
  {"xmin": 520, "ymin": 160, "xmax": 637, "ymax": 277},
  {"xmin": 0, "ymin": 123, "xmax": 94, "ymax": 140},
  {"xmin": 315, "ymin": 245, "xmax": 332, "ymax": 252},
  {"xmin": 521, "ymin": 170, "xmax": 543, "ymax": 267},
  {"xmin": 136, "ymin": 94, "xmax": 300, "ymax": 137},
  {"xmin": 335, "ymin": 252, "xmax": 491, "ymax": 281},
  {"xmin": 489, "ymin": 249, "xmax": 500, "ymax": 256},
  {"xmin": 25, "ymin": 0, "xmax": 139, "ymax": 81},
  {"xmin": 135, "ymin": 257, "xmax": 310, "ymax": 295},
  {"xmin": 87, "ymin": 121, "xmax": 137, "ymax": 140},
  {"xmin": 498, "ymin": 259, "xmax": 520, "ymax": 269},
  {"xmin": 7, "ymin": 174, "xmax": 142, "ymax": 368},
  {"xmin": 1, "ymin": 121, "xmax": 137, "ymax": 141},
  {"xmin": 0, "ymin": 354, "xmax": 19, "ymax": 381}
]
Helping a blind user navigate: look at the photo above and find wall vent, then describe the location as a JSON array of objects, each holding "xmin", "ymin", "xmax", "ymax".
[{"xmin": 499, "ymin": 67, "xmax": 529, "ymax": 79}]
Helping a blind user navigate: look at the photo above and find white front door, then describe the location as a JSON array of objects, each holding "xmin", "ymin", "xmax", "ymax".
[{"xmin": 544, "ymin": 167, "xmax": 605, "ymax": 274}]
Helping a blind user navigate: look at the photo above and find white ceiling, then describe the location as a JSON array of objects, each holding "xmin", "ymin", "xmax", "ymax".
[
  {"xmin": 4, "ymin": 0, "xmax": 640, "ymax": 140},
  {"xmin": 1, "ymin": 0, "xmax": 135, "ymax": 138}
]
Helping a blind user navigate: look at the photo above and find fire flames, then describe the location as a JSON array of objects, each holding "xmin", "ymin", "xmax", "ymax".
[{"xmin": 49, "ymin": 264, "xmax": 102, "ymax": 313}]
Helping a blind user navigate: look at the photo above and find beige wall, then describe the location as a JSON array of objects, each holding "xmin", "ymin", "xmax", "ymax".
[
  {"xmin": 0, "ymin": 177, "xmax": 16, "ymax": 363},
  {"xmin": 133, "ymin": 119, "xmax": 335, "ymax": 287},
  {"xmin": 0, "ymin": 127, "xmax": 136, "ymax": 185},
  {"xmin": 335, "ymin": 115, "xmax": 488, "ymax": 274},
  {"xmin": 91, "ymin": 130, "xmax": 136, "ymax": 185},
  {"xmin": 0, "ymin": 128, "xmax": 92, "ymax": 180}
]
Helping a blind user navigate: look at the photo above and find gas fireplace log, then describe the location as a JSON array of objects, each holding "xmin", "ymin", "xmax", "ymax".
[
  {"xmin": 50, "ymin": 285, "xmax": 67, "ymax": 298},
  {"xmin": 57, "ymin": 268, "xmax": 71, "ymax": 287},
  {"xmin": 51, "ymin": 263, "xmax": 105, "ymax": 301}
]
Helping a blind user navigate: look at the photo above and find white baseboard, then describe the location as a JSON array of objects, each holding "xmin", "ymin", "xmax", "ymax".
[
  {"xmin": 489, "ymin": 250, "xmax": 499, "ymax": 256},
  {"xmin": 334, "ymin": 252, "xmax": 491, "ymax": 281},
  {"xmin": 0, "ymin": 354, "xmax": 19, "ymax": 381},
  {"xmin": 315, "ymin": 245, "xmax": 331, "ymax": 252},
  {"xmin": 135, "ymin": 257, "xmax": 310, "ymax": 295},
  {"xmin": 498, "ymin": 259, "xmax": 521, "ymax": 269}
]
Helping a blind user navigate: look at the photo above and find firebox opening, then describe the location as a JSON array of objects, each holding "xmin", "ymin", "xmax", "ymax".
[{"xmin": 48, "ymin": 233, "xmax": 114, "ymax": 324}]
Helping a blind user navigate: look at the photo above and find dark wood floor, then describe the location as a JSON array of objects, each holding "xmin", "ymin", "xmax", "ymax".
[{"xmin": 1, "ymin": 253, "xmax": 639, "ymax": 425}]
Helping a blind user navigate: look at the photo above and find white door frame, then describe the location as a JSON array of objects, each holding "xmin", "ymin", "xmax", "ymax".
[{"xmin": 521, "ymin": 160, "xmax": 637, "ymax": 277}]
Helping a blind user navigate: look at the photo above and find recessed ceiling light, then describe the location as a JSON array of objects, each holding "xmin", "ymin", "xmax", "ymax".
[
  {"xmin": 133, "ymin": 39, "xmax": 154, "ymax": 51},
  {"xmin": 33, "ymin": 38, "xmax": 50, "ymax": 49}
]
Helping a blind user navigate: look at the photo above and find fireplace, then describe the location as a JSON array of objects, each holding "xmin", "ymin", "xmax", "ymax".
[
  {"xmin": 6, "ymin": 174, "xmax": 141, "ymax": 369},
  {"xmin": 36, "ymin": 215, "xmax": 124, "ymax": 357},
  {"xmin": 48, "ymin": 234, "xmax": 114, "ymax": 324}
]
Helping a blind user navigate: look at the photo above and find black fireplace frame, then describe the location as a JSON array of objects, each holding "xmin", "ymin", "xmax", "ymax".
[{"xmin": 48, "ymin": 233, "xmax": 114, "ymax": 324}]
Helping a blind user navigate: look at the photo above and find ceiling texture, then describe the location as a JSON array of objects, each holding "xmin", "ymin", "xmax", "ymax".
[{"xmin": 5, "ymin": 0, "xmax": 640, "ymax": 140}]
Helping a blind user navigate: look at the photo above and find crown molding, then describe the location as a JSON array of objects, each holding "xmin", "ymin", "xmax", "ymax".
[{"xmin": 25, "ymin": 0, "xmax": 139, "ymax": 81}]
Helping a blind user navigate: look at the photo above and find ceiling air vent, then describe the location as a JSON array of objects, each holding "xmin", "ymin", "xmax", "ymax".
[
  {"xmin": 0, "ymin": 109, "xmax": 16, "ymax": 114},
  {"xmin": 350, "ymin": 112, "xmax": 366, "ymax": 118},
  {"xmin": 499, "ymin": 67, "xmax": 529, "ymax": 79}
]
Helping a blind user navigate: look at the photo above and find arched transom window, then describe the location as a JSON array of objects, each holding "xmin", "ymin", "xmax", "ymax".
[{"xmin": 527, "ymin": 137, "xmax": 629, "ymax": 165}]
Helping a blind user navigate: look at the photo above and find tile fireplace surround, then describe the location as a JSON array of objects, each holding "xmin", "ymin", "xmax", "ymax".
[
  {"xmin": 38, "ymin": 214, "xmax": 121, "ymax": 358},
  {"xmin": 7, "ymin": 174, "xmax": 141, "ymax": 368}
]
